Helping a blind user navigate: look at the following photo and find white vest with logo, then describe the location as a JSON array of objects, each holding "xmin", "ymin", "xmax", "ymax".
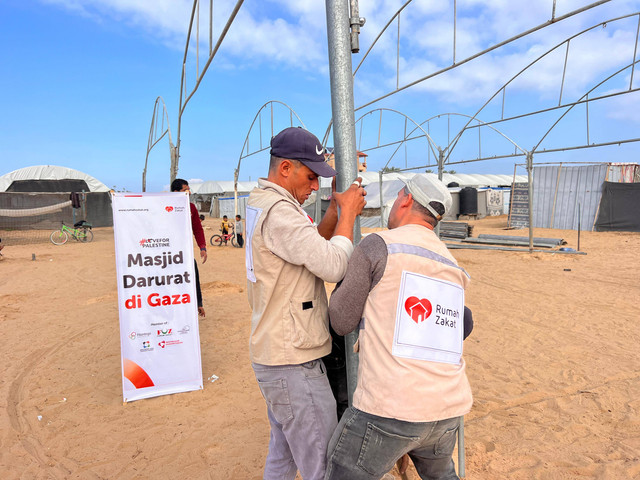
[{"xmin": 353, "ymin": 224, "xmax": 473, "ymax": 422}]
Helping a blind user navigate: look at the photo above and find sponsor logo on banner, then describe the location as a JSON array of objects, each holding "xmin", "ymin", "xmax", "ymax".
[
  {"xmin": 158, "ymin": 340, "xmax": 184, "ymax": 349},
  {"xmin": 140, "ymin": 341, "xmax": 155, "ymax": 352},
  {"xmin": 178, "ymin": 325, "xmax": 191, "ymax": 335},
  {"xmin": 129, "ymin": 331, "xmax": 151, "ymax": 340},
  {"xmin": 165, "ymin": 205, "xmax": 186, "ymax": 213},
  {"xmin": 157, "ymin": 328, "xmax": 172, "ymax": 337},
  {"xmin": 139, "ymin": 238, "xmax": 171, "ymax": 248}
]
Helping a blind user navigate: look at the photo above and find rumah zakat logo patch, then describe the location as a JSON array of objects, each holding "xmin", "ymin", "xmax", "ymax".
[
  {"xmin": 404, "ymin": 296, "xmax": 432, "ymax": 324},
  {"xmin": 165, "ymin": 206, "xmax": 174, "ymax": 212}
]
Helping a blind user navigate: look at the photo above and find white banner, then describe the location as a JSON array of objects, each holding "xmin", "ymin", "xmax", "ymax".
[{"xmin": 112, "ymin": 193, "xmax": 203, "ymax": 402}]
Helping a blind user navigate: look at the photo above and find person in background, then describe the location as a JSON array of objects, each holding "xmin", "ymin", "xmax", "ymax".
[
  {"xmin": 221, "ymin": 215, "xmax": 231, "ymax": 237},
  {"xmin": 235, "ymin": 214, "xmax": 244, "ymax": 247},
  {"xmin": 325, "ymin": 176, "xmax": 473, "ymax": 480},
  {"xmin": 246, "ymin": 126, "xmax": 367, "ymax": 480},
  {"xmin": 170, "ymin": 179, "xmax": 207, "ymax": 318}
]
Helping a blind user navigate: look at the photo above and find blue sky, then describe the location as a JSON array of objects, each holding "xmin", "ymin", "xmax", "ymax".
[{"xmin": 2, "ymin": 0, "xmax": 639, "ymax": 192}]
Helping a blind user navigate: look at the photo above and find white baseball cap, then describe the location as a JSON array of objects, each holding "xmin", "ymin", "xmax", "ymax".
[{"xmin": 404, "ymin": 175, "xmax": 452, "ymax": 220}]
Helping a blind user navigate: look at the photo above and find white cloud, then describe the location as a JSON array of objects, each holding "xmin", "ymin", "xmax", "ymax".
[
  {"xmin": 40, "ymin": 0, "xmax": 640, "ymax": 115},
  {"xmin": 605, "ymin": 89, "xmax": 640, "ymax": 122}
]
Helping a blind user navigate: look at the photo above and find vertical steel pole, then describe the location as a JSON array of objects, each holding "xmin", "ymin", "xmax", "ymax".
[
  {"xmin": 326, "ymin": 0, "xmax": 361, "ymax": 405},
  {"xmin": 435, "ymin": 149, "xmax": 445, "ymax": 237},
  {"xmin": 458, "ymin": 417, "xmax": 465, "ymax": 478},
  {"xmin": 379, "ymin": 170, "xmax": 384, "ymax": 227},
  {"xmin": 314, "ymin": 188, "xmax": 322, "ymax": 223},
  {"xmin": 527, "ymin": 152, "xmax": 534, "ymax": 252}
]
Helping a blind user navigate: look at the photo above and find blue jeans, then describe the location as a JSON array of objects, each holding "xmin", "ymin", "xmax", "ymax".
[
  {"xmin": 325, "ymin": 407, "xmax": 461, "ymax": 480},
  {"xmin": 253, "ymin": 360, "xmax": 338, "ymax": 480}
]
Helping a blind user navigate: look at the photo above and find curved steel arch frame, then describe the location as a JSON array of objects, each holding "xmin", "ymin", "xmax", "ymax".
[
  {"xmin": 173, "ymin": 0, "xmax": 246, "ymax": 183},
  {"xmin": 445, "ymin": 12, "xmax": 640, "ymax": 166},
  {"xmin": 351, "ymin": 109, "xmax": 529, "ymax": 177},
  {"xmin": 353, "ymin": 0, "xmax": 613, "ymax": 112},
  {"xmin": 232, "ymin": 100, "xmax": 306, "ymax": 217},
  {"xmin": 143, "ymin": 97, "xmax": 173, "ymax": 192}
]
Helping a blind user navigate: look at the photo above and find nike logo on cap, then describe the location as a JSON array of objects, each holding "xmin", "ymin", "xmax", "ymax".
[{"xmin": 316, "ymin": 145, "xmax": 323, "ymax": 155}]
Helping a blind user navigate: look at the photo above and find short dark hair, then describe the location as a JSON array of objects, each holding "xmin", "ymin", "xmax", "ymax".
[
  {"xmin": 236, "ymin": 214, "xmax": 241, "ymax": 219},
  {"xmin": 223, "ymin": 215, "xmax": 228, "ymax": 219},
  {"xmin": 269, "ymin": 155, "xmax": 302, "ymax": 173},
  {"xmin": 170, "ymin": 178, "xmax": 188, "ymax": 192},
  {"xmin": 403, "ymin": 186, "xmax": 444, "ymax": 226}
]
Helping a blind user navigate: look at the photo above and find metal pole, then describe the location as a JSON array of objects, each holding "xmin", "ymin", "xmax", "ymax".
[
  {"xmin": 577, "ymin": 202, "xmax": 581, "ymax": 251},
  {"xmin": 527, "ymin": 152, "xmax": 534, "ymax": 252},
  {"xmin": 458, "ymin": 417, "xmax": 466, "ymax": 478},
  {"xmin": 379, "ymin": 170, "xmax": 384, "ymax": 227},
  {"xmin": 326, "ymin": 0, "xmax": 361, "ymax": 405},
  {"xmin": 233, "ymin": 168, "xmax": 239, "ymax": 219},
  {"xmin": 436, "ymin": 149, "xmax": 445, "ymax": 237},
  {"xmin": 314, "ymin": 187, "xmax": 322, "ymax": 223}
]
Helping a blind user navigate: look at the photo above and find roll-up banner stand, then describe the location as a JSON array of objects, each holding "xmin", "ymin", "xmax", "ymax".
[{"xmin": 112, "ymin": 192, "xmax": 203, "ymax": 402}]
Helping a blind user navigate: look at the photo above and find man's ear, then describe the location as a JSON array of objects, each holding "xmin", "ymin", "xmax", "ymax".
[
  {"xmin": 279, "ymin": 159, "xmax": 294, "ymax": 178},
  {"xmin": 400, "ymin": 191, "xmax": 413, "ymax": 208}
]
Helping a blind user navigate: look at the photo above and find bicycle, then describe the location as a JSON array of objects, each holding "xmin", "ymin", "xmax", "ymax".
[
  {"xmin": 209, "ymin": 229, "xmax": 240, "ymax": 247},
  {"xmin": 50, "ymin": 221, "xmax": 94, "ymax": 245}
]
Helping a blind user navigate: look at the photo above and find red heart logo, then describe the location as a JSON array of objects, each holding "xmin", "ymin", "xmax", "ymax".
[
  {"xmin": 404, "ymin": 296, "xmax": 432, "ymax": 323},
  {"xmin": 165, "ymin": 206, "xmax": 173, "ymax": 212}
]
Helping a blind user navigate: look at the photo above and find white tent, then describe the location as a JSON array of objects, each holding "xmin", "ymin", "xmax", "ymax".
[
  {"xmin": 0, "ymin": 165, "xmax": 110, "ymax": 192},
  {"xmin": 190, "ymin": 181, "xmax": 224, "ymax": 194}
]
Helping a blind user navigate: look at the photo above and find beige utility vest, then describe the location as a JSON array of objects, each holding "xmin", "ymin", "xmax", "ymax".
[
  {"xmin": 353, "ymin": 225, "xmax": 473, "ymax": 422},
  {"xmin": 246, "ymin": 188, "xmax": 331, "ymax": 365}
]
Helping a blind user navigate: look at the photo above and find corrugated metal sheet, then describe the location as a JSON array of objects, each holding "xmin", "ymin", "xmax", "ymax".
[
  {"xmin": 532, "ymin": 165, "xmax": 608, "ymax": 230},
  {"xmin": 607, "ymin": 164, "xmax": 639, "ymax": 183}
]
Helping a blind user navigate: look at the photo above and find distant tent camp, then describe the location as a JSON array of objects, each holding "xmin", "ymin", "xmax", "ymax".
[
  {"xmin": 0, "ymin": 165, "xmax": 113, "ymax": 229},
  {"xmin": 0, "ymin": 165, "xmax": 110, "ymax": 193}
]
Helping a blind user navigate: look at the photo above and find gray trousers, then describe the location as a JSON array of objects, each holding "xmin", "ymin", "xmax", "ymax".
[{"xmin": 253, "ymin": 360, "xmax": 338, "ymax": 480}]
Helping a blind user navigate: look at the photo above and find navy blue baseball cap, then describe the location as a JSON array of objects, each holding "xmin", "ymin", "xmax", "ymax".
[{"xmin": 270, "ymin": 127, "xmax": 337, "ymax": 178}]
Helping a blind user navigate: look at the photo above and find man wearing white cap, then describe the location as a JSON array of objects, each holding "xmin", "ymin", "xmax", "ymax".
[{"xmin": 325, "ymin": 175, "xmax": 473, "ymax": 480}]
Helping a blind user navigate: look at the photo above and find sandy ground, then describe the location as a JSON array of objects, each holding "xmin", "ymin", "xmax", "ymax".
[{"xmin": 1, "ymin": 215, "xmax": 639, "ymax": 479}]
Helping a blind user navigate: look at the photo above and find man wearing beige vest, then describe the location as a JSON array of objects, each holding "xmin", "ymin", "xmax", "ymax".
[
  {"xmin": 246, "ymin": 127, "xmax": 367, "ymax": 480},
  {"xmin": 325, "ymin": 176, "xmax": 473, "ymax": 480}
]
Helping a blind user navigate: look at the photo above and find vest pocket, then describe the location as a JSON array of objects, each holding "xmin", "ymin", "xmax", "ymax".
[{"xmin": 289, "ymin": 295, "xmax": 330, "ymax": 349}]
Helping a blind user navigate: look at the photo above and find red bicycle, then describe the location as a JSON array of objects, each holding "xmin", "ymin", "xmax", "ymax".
[{"xmin": 210, "ymin": 230, "xmax": 239, "ymax": 247}]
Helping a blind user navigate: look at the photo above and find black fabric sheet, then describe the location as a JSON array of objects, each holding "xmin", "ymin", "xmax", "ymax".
[{"xmin": 595, "ymin": 181, "xmax": 640, "ymax": 232}]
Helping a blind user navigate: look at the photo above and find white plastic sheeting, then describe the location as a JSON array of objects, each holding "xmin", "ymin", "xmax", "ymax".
[
  {"xmin": 190, "ymin": 180, "xmax": 258, "ymax": 195},
  {"xmin": 320, "ymin": 171, "xmax": 527, "ymax": 188},
  {"xmin": 0, "ymin": 165, "xmax": 110, "ymax": 192},
  {"xmin": 349, "ymin": 173, "xmax": 527, "ymax": 209}
]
